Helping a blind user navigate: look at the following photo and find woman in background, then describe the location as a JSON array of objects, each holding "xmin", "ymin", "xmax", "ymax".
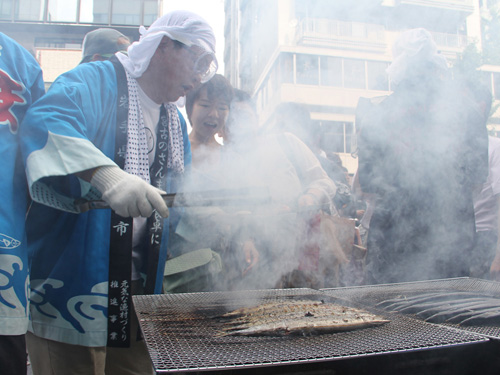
[{"xmin": 186, "ymin": 74, "xmax": 233, "ymax": 170}]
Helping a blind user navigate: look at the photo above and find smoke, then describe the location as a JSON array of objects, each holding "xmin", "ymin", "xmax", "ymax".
[
  {"xmin": 172, "ymin": 95, "xmax": 343, "ymax": 292},
  {"xmin": 168, "ymin": 2, "xmax": 494, "ymax": 291},
  {"xmin": 356, "ymin": 29, "xmax": 489, "ymax": 284},
  {"xmin": 176, "ymin": 135, "xmax": 303, "ymax": 290}
]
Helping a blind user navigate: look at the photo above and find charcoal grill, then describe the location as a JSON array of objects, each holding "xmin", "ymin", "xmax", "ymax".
[
  {"xmin": 133, "ymin": 286, "xmax": 494, "ymax": 374},
  {"xmin": 321, "ymin": 277, "xmax": 500, "ymax": 339}
]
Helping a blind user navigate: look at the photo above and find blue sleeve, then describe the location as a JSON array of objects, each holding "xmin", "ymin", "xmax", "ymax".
[{"xmin": 20, "ymin": 62, "xmax": 120, "ymax": 212}]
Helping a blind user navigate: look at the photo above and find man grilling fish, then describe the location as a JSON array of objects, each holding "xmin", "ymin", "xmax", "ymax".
[{"xmin": 20, "ymin": 10, "xmax": 217, "ymax": 375}]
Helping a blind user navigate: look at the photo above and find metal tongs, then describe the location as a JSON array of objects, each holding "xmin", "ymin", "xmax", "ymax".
[{"xmin": 75, "ymin": 186, "xmax": 272, "ymax": 213}]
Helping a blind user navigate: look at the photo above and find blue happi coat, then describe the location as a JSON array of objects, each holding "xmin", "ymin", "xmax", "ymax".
[
  {"xmin": 0, "ymin": 32, "xmax": 45, "ymax": 336},
  {"xmin": 20, "ymin": 60, "xmax": 191, "ymax": 346}
]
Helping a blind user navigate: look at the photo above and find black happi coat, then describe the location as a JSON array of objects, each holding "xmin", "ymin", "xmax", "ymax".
[{"xmin": 357, "ymin": 78, "xmax": 488, "ymax": 284}]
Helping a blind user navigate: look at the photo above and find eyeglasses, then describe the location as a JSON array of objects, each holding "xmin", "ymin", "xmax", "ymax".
[{"xmin": 183, "ymin": 45, "xmax": 218, "ymax": 83}]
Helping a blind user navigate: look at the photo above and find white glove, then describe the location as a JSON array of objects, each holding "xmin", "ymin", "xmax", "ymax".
[{"xmin": 91, "ymin": 166, "xmax": 169, "ymax": 218}]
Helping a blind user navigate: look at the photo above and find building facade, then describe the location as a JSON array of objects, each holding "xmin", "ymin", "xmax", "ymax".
[
  {"xmin": 224, "ymin": 0, "xmax": 500, "ymax": 172},
  {"xmin": 0, "ymin": 0, "xmax": 162, "ymax": 87}
]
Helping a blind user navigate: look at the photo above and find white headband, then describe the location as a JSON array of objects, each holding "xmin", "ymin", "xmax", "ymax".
[{"xmin": 117, "ymin": 10, "xmax": 217, "ymax": 78}]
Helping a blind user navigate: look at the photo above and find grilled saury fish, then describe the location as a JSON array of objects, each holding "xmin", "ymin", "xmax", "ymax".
[
  {"xmin": 376, "ymin": 292, "xmax": 500, "ymax": 325},
  {"xmin": 217, "ymin": 299, "xmax": 389, "ymax": 336}
]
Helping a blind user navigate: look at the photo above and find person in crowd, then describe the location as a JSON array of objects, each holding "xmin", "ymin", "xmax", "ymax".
[
  {"xmin": 0, "ymin": 32, "xmax": 45, "ymax": 375},
  {"xmin": 186, "ymin": 73, "xmax": 233, "ymax": 169},
  {"xmin": 273, "ymin": 102, "xmax": 355, "ymax": 216},
  {"xmin": 220, "ymin": 89, "xmax": 339, "ymax": 290},
  {"xmin": 352, "ymin": 94, "xmax": 387, "ymax": 246},
  {"xmin": 19, "ymin": 11, "xmax": 217, "ymax": 375},
  {"xmin": 272, "ymin": 101, "xmax": 361, "ymax": 287},
  {"xmin": 468, "ymin": 83, "xmax": 500, "ymax": 280},
  {"xmin": 473, "ymin": 135, "xmax": 500, "ymax": 280},
  {"xmin": 346, "ymin": 95, "xmax": 389, "ymax": 286},
  {"xmin": 274, "ymin": 102, "xmax": 348, "ymax": 184},
  {"xmin": 80, "ymin": 28, "xmax": 131, "ymax": 64},
  {"xmin": 325, "ymin": 151, "xmax": 351, "ymax": 186},
  {"xmin": 357, "ymin": 28, "xmax": 488, "ymax": 284},
  {"xmin": 344, "ymin": 168, "xmax": 373, "ymax": 286},
  {"xmin": 162, "ymin": 74, "xmax": 233, "ymax": 293}
]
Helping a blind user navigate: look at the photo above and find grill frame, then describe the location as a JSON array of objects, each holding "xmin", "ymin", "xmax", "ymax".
[{"xmin": 134, "ymin": 286, "xmax": 489, "ymax": 374}]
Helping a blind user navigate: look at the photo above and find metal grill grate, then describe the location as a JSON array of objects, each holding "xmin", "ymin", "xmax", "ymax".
[
  {"xmin": 134, "ymin": 287, "xmax": 487, "ymax": 373},
  {"xmin": 321, "ymin": 277, "xmax": 500, "ymax": 339}
]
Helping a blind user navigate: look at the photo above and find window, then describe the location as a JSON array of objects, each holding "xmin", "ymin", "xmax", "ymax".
[
  {"xmin": 344, "ymin": 58, "xmax": 365, "ymax": 89},
  {"xmin": 35, "ymin": 37, "xmax": 81, "ymax": 49},
  {"xmin": 320, "ymin": 56, "xmax": 342, "ymax": 87},
  {"xmin": 296, "ymin": 54, "xmax": 318, "ymax": 85},
  {"xmin": 111, "ymin": 0, "xmax": 140, "ymax": 25},
  {"xmin": 7, "ymin": 0, "xmax": 154, "ymax": 25},
  {"xmin": 79, "ymin": 0, "xmax": 110, "ymax": 24},
  {"xmin": 367, "ymin": 61, "xmax": 389, "ymax": 91},
  {"xmin": 479, "ymin": 71, "xmax": 490, "ymax": 89},
  {"xmin": 0, "ymin": 0, "xmax": 12, "ymax": 20},
  {"xmin": 47, "ymin": 0, "xmax": 78, "ymax": 22},
  {"xmin": 321, "ymin": 121, "xmax": 354, "ymax": 154},
  {"xmin": 344, "ymin": 122, "xmax": 354, "ymax": 154},
  {"xmin": 322, "ymin": 121, "xmax": 344, "ymax": 153},
  {"xmin": 15, "ymin": 0, "xmax": 44, "ymax": 21},
  {"xmin": 279, "ymin": 53, "xmax": 293, "ymax": 84},
  {"xmin": 143, "ymin": 0, "xmax": 157, "ymax": 26}
]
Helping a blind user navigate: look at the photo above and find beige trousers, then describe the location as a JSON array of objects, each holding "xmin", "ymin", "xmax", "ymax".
[
  {"xmin": 27, "ymin": 317, "xmax": 154, "ymax": 375},
  {"xmin": 27, "ymin": 281, "xmax": 154, "ymax": 375}
]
